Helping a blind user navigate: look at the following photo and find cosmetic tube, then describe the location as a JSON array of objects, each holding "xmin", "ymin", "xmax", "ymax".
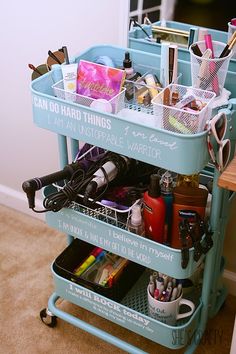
[{"xmin": 61, "ymin": 63, "xmax": 78, "ymax": 100}]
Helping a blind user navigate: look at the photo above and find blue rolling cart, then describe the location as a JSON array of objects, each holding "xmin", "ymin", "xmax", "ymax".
[{"xmin": 31, "ymin": 43, "xmax": 236, "ymax": 353}]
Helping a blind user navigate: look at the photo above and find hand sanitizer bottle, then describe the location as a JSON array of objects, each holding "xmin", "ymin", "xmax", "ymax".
[{"xmin": 128, "ymin": 204, "xmax": 145, "ymax": 236}]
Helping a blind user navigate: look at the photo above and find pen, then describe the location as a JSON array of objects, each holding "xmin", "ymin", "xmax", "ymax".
[
  {"xmin": 155, "ymin": 275, "xmax": 164, "ymax": 291},
  {"xmin": 164, "ymin": 282, "xmax": 173, "ymax": 301},
  {"xmin": 158, "ymin": 284, "xmax": 165, "ymax": 300},
  {"xmin": 148, "ymin": 275, "xmax": 155, "ymax": 296},
  {"xmin": 74, "ymin": 247, "xmax": 104, "ymax": 276}
]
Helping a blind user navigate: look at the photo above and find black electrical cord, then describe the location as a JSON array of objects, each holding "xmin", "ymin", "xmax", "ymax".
[
  {"xmin": 32, "ymin": 168, "xmax": 87, "ymax": 213},
  {"xmin": 130, "ymin": 18, "xmax": 151, "ymax": 39},
  {"xmin": 32, "ymin": 152, "xmax": 124, "ymax": 213}
]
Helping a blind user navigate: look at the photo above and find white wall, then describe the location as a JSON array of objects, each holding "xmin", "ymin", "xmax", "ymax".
[{"xmin": 0, "ymin": 0, "xmax": 129, "ymax": 216}]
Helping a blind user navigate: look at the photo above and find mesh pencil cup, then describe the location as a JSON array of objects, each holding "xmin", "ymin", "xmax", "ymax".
[
  {"xmin": 151, "ymin": 84, "xmax": 216, "ymax": 134},
  {"xmin": 189, "ymin": 41, "xmax": 232, "ymax": 97}
]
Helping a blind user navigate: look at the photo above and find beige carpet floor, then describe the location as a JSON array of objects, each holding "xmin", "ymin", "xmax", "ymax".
[{"xmin": 1, "ymin": 204, "xmax": 235, "ymax": 354}]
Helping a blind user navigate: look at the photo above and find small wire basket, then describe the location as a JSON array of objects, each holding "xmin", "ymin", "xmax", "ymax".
[
  {"xmin": 52, "ymin": 80, "xmax": 125, "ymax": 114},
  {"xmin": 152, "ymin": 84, "xmax": 216, "ymax": 134},
  {"xmin": 189, "ymin": 41, "xmax": 232, "ymax": 96}
]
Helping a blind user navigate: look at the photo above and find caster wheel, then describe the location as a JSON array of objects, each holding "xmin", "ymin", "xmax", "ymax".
[{"xmin": 40, "ymin": 308, "xmax": 57, "ymax": 328}]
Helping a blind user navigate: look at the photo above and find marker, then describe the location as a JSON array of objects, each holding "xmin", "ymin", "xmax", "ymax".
[
  {"xmin": 172, "ymin": 278, "xmax": 176, "ymax": 288},
  {"xmin": 149, "ymin": 275, "xmax": 156, "ymax": 296},
  {"xmin": 176, "ymin": 283, "xmax": 182, "ymax": 298},
  {"xmin": 155, "ymin": 276, "xmax": 164, "ymax": 291},
  {"xmin": 162, "ymin": 274, "xmax": 170, "ymax": 288},
  {"xmin": 154, "ymin": 288, "xmax": 159, "ymax": 299},
  {"xmin": 170, "ymin": 287, "xmax": 178, "ymax": 301},
  {"xmin": 165, "ymin": 282, "xmax": 173, "ymax": 301},
  {"xmin": 158, "ymin": 284, "xmax": 165, "ymax": 300},
  {"xmin": 74, "ymin": 247, "xmax": 104, "ymax": 276}
]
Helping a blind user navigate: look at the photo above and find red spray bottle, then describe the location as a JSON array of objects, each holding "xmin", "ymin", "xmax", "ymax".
[{"xmin": 143, "ymin": 174, "xmax": 166, "ymax": 243}]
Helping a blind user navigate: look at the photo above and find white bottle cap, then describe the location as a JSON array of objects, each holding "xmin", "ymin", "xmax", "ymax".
[{"xmin": 131, "ymin": 204, "xmax": 142, "ymax": 226}]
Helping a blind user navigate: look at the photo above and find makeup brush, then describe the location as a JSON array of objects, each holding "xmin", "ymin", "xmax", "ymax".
[
  {"xmin": 48, "ymin": 50, "xmax": 63, "ymax": 64},
  {"xmin": 28, "ymin": 63, "xmax": 43, "ymax": 76},
  {"xmin": 219, "ymin": 32, "xmax": 236, "ymax": 58}
]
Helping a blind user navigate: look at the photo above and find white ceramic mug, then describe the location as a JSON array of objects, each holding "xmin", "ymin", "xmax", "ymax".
[{"xmin": 147, "ymin": 286, "xmax": 195, "ymax": 326}]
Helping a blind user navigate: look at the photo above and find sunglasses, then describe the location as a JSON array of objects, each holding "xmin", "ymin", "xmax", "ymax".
[
  {"xmin": 28, "ymin": 48, "xmax": 67, "ymax": 81},
  {"xmin": 207, "ymin": 112, "xmax": 231, "ymax": 172}
]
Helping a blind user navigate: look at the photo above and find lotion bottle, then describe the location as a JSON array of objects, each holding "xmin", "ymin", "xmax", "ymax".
[
  {"xmin": 128, "ymin": 204, "xmax": 145, "ymax": 236},
  {"xmin": 143, "ymin": 174, "xmax": 166, "ymax": 243}
]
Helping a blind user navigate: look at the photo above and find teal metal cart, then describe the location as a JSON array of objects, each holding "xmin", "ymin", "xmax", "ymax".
[{"xmin": 31, "ymin": 44, "xmax": 236, "ymax": 353}]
